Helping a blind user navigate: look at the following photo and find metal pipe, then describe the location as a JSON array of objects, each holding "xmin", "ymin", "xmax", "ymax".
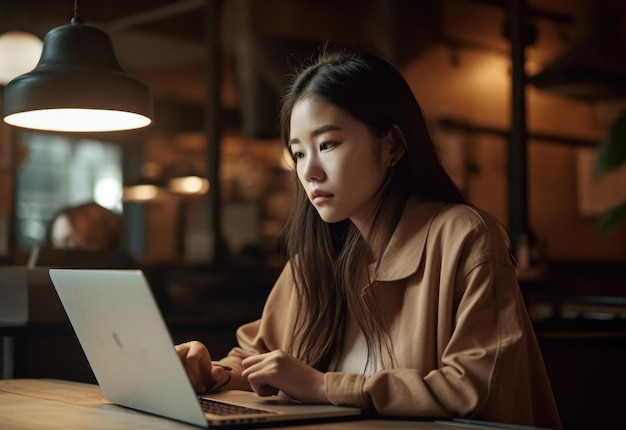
[
  {"xmin": 508, "ymin": 0, "xmax": 529, "ymax": 254},
  {"xmin": 205, "ymin": 0, "xmax": 226, "ymax": 267}
]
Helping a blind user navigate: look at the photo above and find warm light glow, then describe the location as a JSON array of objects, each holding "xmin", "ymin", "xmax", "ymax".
[
  {"xmin": 168, "ymin": 176, "xmax": 210, "ymax": 194},
  {"xmin": 0, "ymin": 31, "xmax": 43, "ymax": 85},
  {"xmin": 95, "ymin": 177, "xmax": 123, "ymax": 209},
  {"xmin": 123, "ymin": 184, "xmax": 161, "ymax": 202},
  {"xmin": 280, "ymin": 147, "xmax": 295, "ymax": 171},
  {"xmin": 3, "ymin": 108, "xmax": 152, "ymax": 132}
]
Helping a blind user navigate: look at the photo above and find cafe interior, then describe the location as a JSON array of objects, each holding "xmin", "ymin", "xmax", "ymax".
[{"xmin": 0, "ymin": 0, "xmax": 625, "ymax": 428}]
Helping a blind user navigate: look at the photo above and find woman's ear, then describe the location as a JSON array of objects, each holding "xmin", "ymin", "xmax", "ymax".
[{"xmin": 384, "ymin": 124, "xmax": 407, "ymax": 167}]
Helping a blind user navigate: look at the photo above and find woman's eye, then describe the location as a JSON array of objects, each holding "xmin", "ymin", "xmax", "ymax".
[
  {"xmin": 292, "ymin": 151, "xmax": 304, "ymax": 160},
  {"xmin": 320, "ymin": 142, "xmax": 335, "ymax": 151}
]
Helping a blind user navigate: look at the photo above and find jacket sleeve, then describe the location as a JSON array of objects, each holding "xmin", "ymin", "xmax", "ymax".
[{"xmin": 213, "ymin": 262, "xmax": 299, "ymax": 391}]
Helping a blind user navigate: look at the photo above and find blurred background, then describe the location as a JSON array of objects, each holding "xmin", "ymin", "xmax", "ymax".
[{"xmin": 0, "ymin": 1, "xmax": 625, "ymax": 429}]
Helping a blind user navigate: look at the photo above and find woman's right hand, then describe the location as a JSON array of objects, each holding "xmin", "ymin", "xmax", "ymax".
[{"xmin": 175, "ymin": 341, "xmax": 216, "ymax": 393}]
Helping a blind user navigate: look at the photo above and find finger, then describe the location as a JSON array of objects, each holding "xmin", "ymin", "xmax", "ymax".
[
  {"xmin": 175, "ymin": 343, "xmax": 190, "ymax": 360},
  {"xmin": 247, "ymin": 370, "xmax": 279, "ymax": 397},
  {"xmin": 241, "ymin": 358, "xmax": 267, "ymax": 380},
  {"xmin": 176, "ymin": 342, "xmax": 212, "ymax": 393},
  {"xmin": 243, "ymin": 364, "xmax": 281, "ymax": 397},
  {"xmin": 256, "ymin": 384, "xmax": 279, "ymax": 397},
  {"xmin": 241, "ymin": 353, "xmax": 268, "ymax": 369}
]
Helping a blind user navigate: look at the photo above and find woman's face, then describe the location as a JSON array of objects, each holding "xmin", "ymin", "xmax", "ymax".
[{"xmin": 289, "ymin": 96, "xmax": 392, "ymax": 229}]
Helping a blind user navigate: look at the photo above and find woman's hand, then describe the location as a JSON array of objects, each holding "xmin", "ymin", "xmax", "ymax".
[
  {"xmin": 241, "ymin": 350, "xmax": 328, "ymax": 403},
  {"xmin": 175, "ymin": 341, "xmax": 220, "ymax": 393}
]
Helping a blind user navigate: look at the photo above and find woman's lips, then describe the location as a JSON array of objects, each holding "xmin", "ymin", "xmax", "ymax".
[{"xmin": 311, "ymin": 190, "xmax": 333, "ymax": 205}]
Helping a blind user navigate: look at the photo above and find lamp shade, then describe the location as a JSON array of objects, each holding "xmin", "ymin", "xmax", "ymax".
[
  {"xmin": 2, "ymin": 18, "xmax": 153, "ymax": 132},
  {"xmin": 0, "ymin": 31, "xmax": 43, "ymax": 85}
]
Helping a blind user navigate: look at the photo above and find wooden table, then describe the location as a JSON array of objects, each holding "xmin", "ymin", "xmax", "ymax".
[{"xmin": 0, "ymin": 379, "xmax": 530, "ymax": 429}]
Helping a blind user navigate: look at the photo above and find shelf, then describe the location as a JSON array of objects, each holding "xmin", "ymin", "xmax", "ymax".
[{"xmin": 436, "ymin": 117, "xmax": 599, "ymax": 148}]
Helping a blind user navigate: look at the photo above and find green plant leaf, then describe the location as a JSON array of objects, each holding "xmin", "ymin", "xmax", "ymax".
[
  {"xmin": 595, "ymin": 109, "xmax": 626, "ymax": 176},
  {"xmin": 597, "ymin": 201, "xmax": 626, "ymax": 236}
]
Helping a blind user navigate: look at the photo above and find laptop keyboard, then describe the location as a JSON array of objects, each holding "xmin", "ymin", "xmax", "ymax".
[{"xmin": 199, "ymin": 398, "xmax": 276, "ymax": 416}]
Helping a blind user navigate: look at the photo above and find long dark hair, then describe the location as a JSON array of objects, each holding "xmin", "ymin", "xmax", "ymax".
[{"xmin": 278, "ymin": 48, "xmax": 467, "ymax": 371}]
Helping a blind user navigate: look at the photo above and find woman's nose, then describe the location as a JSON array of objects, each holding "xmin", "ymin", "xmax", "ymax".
[{"xmin": 299, "ymin": 156, "xmax": 325, "ymax": 183}]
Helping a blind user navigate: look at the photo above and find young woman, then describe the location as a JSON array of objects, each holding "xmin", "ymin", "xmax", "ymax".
[{"xmin": 176, "ymin": 49, "xmax": 562, "ymax": 429}]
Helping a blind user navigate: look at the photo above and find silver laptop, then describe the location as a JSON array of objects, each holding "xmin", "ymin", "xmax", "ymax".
[{"xmin": 49, "ymin": 269, "xmax": 361, "ymax": 427}]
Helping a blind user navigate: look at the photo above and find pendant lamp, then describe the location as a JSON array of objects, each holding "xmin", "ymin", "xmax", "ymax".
[{"xmin": 2, "ymin": 9, "xmax": 153, "ymax": 132}]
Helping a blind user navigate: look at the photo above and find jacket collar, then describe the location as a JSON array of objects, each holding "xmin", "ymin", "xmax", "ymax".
[{"xmin": 366, "ymin": 198, "xmax": 447, "ymax": 284}]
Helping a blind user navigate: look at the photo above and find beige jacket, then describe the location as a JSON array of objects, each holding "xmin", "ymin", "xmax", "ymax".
[{"xmin": 218, "ymin": 199, "xmax": 562, "ymax": 429}]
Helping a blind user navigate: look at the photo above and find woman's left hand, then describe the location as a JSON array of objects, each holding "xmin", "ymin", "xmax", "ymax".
[{"xmin": 241, "ymin": 350, "xmax": 328, "ymax": 403}]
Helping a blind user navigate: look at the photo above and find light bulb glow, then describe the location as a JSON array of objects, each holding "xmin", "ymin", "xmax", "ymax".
[
  {"xmin": 123, "ymin": 184, "xmax": 160, "ymax": 202},
  {"xmin": 0, "ymin": 32, "xmax": 43, "ymax": 85},
  {"xmin": 168, "ymin": 176, "xmax": 209, "ymax": 194},
  {"xmin": 3, "ymin": 108, "xmax": 152, "ymax": 132}
]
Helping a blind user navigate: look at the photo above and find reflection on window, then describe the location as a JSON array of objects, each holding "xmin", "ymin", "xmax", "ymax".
[{"xmin": 16, "ymin": 132, "xmax": 122, "ymax": 249}]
